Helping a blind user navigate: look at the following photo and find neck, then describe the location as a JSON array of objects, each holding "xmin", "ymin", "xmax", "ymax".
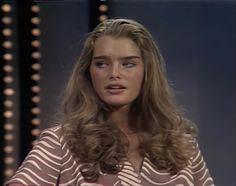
[{"xmin": 110, "ymin": 107, "xmax": 133, "ymax": 134}]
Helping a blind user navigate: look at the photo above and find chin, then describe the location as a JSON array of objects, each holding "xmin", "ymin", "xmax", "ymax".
[{"xmin": 106, "ymin": 102, "xmax": 131, "ymax": 110}]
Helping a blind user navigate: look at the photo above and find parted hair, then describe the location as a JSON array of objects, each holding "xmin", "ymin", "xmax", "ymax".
[{"xmin": 61, "ymin": 18, "xmax": 197, "ymax": 182}]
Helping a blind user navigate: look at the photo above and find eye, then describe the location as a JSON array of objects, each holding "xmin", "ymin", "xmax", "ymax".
[
  {"xmin": 122, "ymin": 61, "xmax": 136, "ymax": 68},
  {"xmin": 94, "ymin": 61, "xmax": 108, "ymax": 68}
]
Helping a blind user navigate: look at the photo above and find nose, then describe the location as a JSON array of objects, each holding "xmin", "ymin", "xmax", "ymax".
[{"xmin": 110, "ymin": 63, "xmax": 121, "ymax": 79}]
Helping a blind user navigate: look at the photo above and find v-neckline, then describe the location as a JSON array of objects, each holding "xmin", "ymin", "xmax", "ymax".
[{"xmin": 125, "ymin": 154, "xmax": 146, "ymax": 173}]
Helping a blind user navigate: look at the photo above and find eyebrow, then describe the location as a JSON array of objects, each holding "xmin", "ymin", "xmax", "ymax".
[{"xmin": 92, "ymin": 55, "xmax": 141, "ymax": 60}]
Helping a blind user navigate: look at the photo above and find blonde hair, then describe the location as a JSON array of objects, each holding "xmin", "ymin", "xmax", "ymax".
[{"xmin": 61, "ymin": 18, "xmax": 197, "ymax": 182}]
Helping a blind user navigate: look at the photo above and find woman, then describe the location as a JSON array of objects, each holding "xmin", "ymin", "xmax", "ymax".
[{"xmin": 6, "ymin": 18, "xmax": 214, "ymax": 186}]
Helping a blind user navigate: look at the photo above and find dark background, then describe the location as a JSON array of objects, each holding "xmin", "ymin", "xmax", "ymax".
[{"xmin": 36, "ymin": 1, "xmax": 236, "ymax": 185}]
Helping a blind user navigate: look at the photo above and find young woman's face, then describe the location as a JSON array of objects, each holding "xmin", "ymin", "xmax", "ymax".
[{"xmin": 89, "ymin": 36, "xmax": 144, "ymax": 109}]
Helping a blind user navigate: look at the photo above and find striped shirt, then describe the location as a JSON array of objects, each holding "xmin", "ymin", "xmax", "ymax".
[{"xmin": 6, "ymin": 125, "xmax": 214, "ymax": 186}]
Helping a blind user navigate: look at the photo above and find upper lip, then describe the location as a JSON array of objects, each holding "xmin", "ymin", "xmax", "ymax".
[{"xmin": 105, "ymin": 83, "xmax": 127, "ymax": 89}]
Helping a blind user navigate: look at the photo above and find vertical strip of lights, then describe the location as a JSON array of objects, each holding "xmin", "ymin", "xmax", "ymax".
[
  {"xmin": 30, "ymin": 4, "xmax": 41, "ymax": 146},
  {"xmin": 17, "ymin": 2, "xmax": 41, "ymax": 161},
  {"xmin": 89, "ymin": 0, "xmax": 109, "ymax": 31},
  {"xmin": 1, "ymin": 2, "xmax": 15, "ymax": 182},
  {"xmin": 98, "ymin": 0, "xmax": 109, "ymax": 23}
]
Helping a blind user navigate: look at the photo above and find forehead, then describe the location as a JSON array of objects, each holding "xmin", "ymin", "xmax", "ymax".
[{"xmin": 93, "ymin": 36, "xmax": 141, "ymax": 57}]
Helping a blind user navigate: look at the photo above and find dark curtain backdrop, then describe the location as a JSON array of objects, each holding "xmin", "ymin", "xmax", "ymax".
[{"xmin": 38, "ymin": 1, "xmax": 236, "ymax": 185}]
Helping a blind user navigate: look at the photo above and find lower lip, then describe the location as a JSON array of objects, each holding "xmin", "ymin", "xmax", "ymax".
[{"xmin": 106, "ymin": 89, "xmax": 125, "ymax": 94}]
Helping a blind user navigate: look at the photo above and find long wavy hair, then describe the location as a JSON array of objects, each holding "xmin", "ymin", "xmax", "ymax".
[{"xmin": 61, "ymin": 18, "xmax": 197, "ymax": 182}]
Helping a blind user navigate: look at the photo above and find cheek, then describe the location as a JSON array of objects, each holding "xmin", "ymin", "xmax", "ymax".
[
  {"xmin": 90, "ymin": 70, "xmax": 104, "ymax": 92},
  {"xmin": 135, "ymin": 70, "xmax": 144, "ymax": 89}
]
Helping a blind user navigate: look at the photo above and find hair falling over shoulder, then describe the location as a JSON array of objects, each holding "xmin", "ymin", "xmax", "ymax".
[{"xmin": 61, "ymin": 18, "xmax": 198, "ymax": 182}]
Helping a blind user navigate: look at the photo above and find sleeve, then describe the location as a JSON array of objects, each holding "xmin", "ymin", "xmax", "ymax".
[
  {"xmin": 190, "ymin": 141, "xmax": 214, "ymax": 186},
  {"xmin": 5, "ymin": 127, "xmax": 63, "ymax": 186}
]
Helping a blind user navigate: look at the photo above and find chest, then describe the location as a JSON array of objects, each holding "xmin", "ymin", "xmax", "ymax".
[
  {"xmin": 126, "ymin": 132, "xmax": 143, "ymax": 172},
  {"xmin": 59, "ymin": 157, "xmax": 194, "ymax": 186}
]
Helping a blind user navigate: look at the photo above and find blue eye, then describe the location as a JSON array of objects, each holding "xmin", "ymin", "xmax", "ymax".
[
  {"xmin": 95, "ymin": 62, "xmax": 108, "ymax": 68},
  {"xmin": 123, "ymin": 62, "xmax": 136, "ymax": 68}
]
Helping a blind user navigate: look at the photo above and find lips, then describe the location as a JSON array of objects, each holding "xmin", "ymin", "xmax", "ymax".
[{"xmin": 105, "ymin": 84, "xmax": 126, "ymax": 94}]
